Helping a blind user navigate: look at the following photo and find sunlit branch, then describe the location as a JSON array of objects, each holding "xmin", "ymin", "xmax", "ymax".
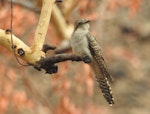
[
  {"xmin": 0, "ymin": 0, "xmax": 83, "ymax": 74},
  {"xmin": 0, "ymin": 29, "xmax": 45, "ymax": 64},
  {"xmin": 31, "ymin": 0, "xmax": 55, "ymax": 52}
]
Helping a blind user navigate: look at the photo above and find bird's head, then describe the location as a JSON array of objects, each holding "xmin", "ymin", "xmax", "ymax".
[{"xmin": 74, "ymin": 19, "xmax": 90, "ymax": 30}]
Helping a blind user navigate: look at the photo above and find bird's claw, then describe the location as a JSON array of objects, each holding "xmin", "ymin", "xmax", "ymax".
[{"xmin": 84, "ymin": 55, "xmax": 91, "ymax": 63}]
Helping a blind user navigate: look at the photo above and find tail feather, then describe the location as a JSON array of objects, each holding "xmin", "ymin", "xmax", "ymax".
[
  {"xmin": 90, "ymin": 60, "xmax": 114, "ymax": 106},
  {"xmin": 98, "ymin": 77, "xmax": 114, "ymax": 106},
  {"xmin": 87, "ymin": 32, "xmax": 114, "ymax": 105}
]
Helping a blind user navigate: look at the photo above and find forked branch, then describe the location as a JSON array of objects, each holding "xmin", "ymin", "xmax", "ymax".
[{"xmin": 0, "ymin": 0, "xmax": 86, "ymax": 74}]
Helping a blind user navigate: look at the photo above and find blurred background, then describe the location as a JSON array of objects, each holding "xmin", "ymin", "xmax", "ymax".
[{"xmin": 0, "ymin": 0, "xmax": 150, "ymax": 114}]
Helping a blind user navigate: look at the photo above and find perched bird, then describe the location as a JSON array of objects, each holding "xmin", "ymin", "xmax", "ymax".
[{"xmin": 70, "ymin": 19, "xmax": 114, "ymax": 106}]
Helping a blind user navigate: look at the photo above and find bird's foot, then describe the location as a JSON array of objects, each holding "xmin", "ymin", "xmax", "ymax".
[{"xmin": 84, "ymin": 55, "xmax": 91, "ymax": 63}]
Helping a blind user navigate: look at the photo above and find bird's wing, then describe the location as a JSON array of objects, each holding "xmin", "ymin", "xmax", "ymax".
[
  {"xmin": 86, "ymin": 32, "xmax": 113, "ymax": 82},
  {"xmin": 86, "ymin": 32, "xmax": 114, "ymax": 105}
]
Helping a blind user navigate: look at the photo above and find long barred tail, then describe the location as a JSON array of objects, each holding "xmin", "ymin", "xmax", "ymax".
[
  {"xmin": 98, "ymin": 77, "xmax": 114, "ymax": 106},
  {"xmin": 87, "ymin": 32, "xmax": 114, "ymax": 105},
  {"xmin": 87, "ymin": 32, "xmax": 113, "ymax": 82}
]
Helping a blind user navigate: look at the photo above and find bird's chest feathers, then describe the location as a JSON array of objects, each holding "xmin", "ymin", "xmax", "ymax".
[{"xmin": 71, "ymin": 30, "xmax": 91, "ymax": 56}]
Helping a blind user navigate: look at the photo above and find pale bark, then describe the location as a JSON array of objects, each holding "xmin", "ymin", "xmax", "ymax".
[{"xmin": 0, "ymin": 0, "xmax": 56, "ymax": 65}]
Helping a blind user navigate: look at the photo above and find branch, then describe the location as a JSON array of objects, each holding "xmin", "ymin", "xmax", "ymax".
[
  {"xmin": 0, "ymin": 0, "xmax": 85, "ymax": 74},
  {"xmin": 9, "ymin": 0, "xmax": 73, "ymax": 40},
  {"xmin": 31, "ymin": 0, "xmax": 55, "ymax": 52},
  {"xmin": 36, "ymin": 54, "xmax": 86, "ymax": 74},
  {"xmin": 0, "ymin": 29, "xmax": 44, "ymax": 64},
  {"xmin": 0, "ymin": 0, "xmax": 56, "ymax": 64},
  {"xmin": 40, "ymin": 54, "xmax": 84, "ymax": 64},
  {"xmin": 0, "ymin": 29, "xmax": 86, "ymax": 74}
]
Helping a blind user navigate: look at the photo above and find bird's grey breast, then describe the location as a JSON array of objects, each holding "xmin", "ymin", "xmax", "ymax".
[{"xmin": 70, "ymin": 29, "xmax": 91, "ymax": 57}]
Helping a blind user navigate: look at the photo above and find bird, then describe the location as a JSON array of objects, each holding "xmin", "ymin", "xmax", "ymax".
[{"xmin": 70, "ymin": 19, "xmax": 114, "ymax": 106}]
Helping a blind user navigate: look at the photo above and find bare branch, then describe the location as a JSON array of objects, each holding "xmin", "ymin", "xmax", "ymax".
[
  {"xmin": 0, "ymin": 0, "xmax": 56, "ymax": 64},
  {"xmin": 31, "ymin": 0, "xmax": 55, "ymax": 52},
  {"xmin": 0, "ymin": 29, "xmax": 45, "ymax": 64},
  {"xmin": 9, "ymin": 0, "xmax": 73, "ymax": 40},
  {"xmin": 36, "ymin": 54, "xmax": 85, "ymax": 74},
  {"xmin": 0, "ymin": 0, "xmax": 85, "ymax": 75}
]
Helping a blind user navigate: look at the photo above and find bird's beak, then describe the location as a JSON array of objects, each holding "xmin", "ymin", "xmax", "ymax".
[{"xmin": 85, "ymin": 20, "xmax": 90, "ymax": 23}]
